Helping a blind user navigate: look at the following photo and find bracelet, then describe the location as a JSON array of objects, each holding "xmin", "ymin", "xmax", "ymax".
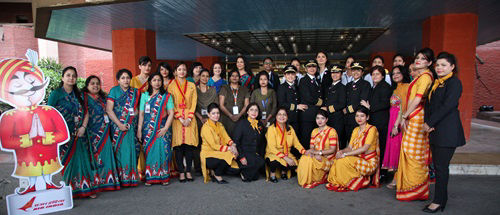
[{"xmin": 343, "ymin": 153, "xmax": 347, "ymax": 157}]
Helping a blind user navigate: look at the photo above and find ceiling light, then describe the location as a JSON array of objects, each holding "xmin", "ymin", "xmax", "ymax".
[
  {"xmin": 226, "ymin": 38, "xmax": 232, "ymax": 44},
  {"xmin": 306, "ymin": 44, "xmax": 311, "ymax": 51},
  {"xmin": 273, "ymin": 36, "xmax": 279, "ymax": 42},
  {"xmin": 289, "ymin": 36, "xmax": 295, "ymax": 42},
  {"xmin": 215, "ymin": 41, "xmax": 220, "ymax": 46},
  {"xmin": 211, "ymin": 39, "xmax": 216, "ymax": 44}
]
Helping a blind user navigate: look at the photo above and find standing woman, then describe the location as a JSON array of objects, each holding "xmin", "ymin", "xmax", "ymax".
[
  {"xmin": 250, "ymin": 71, "xmax": 278, "ymax": 127},
  {"xmin": 158, "ymin": 62, "xmax": 174, "ymax": 89},
  {"xmin": 265, "ymin": 108, "xmax": 306, "ymax": 183},
  {"xmin": 168, "ymin": 62, "xmax": 199, "ymax": 182},
  {"xmin": 200, "ymin": 103, "xmax": 239, "ymax": 184},
  {"xmin": 290, "ymin": 58, "xmax": 304, "ymax": 83},
  {"xmin": 106, "ymin": 69, "xmax": 140, "ymax": 187},
  {"xmin": 364, "ymin": 56, "xmax": 392, "ymax": 87},
  {"xmin": 326, "ymin": 107, "xmax": 380, "ymax": 192},
  {"xmin": 323, "ymin": 64, "xmax": 346, "ymax": 148},
  {"xmin": 361, "ymin": 65, "xmax": 392, "ymax": 181},
  {"xmin": 232, "ymin": 103, "xmax": 266, "ymax": 182},
  {"xmin": 422, "ymin": 52, "xmax": 465, "ymax": 213},
  {"xmin": 393, "ymin": 54, "xmax": 406, "ymax": 67},
  {"xmin": 83, "ymin": 76, "xmax": 121, "ymax": 192},
  {"xmin": 48, "ymin": 66, "xmax": 97, "ymax": 198},
  {"xmin": 395, "ymin": 48, "xmax": 435, "ymax": 201},
  {"xmin": 219, "ymin": 70, "xmax": 250, "ymax": 135},
  {"xmin": 137, "ymin": 72, "xmax": 175, "ymax": 186},
  {"xmin": 316, "ymin": 51, "xmax": 332, "ymax": 98},
  {"xmin": 298, "ymin": 59, "xmax": 323, "ymax": 149},
  {"xmin": 341, "ymin": 56, "xmax": 355, "ymax": 85},
  {"xmin": 383, "ymin": 65, "xmax": 410, "ymax": 188},
  {"xmin": 236, "ymin": 56, "xmax": 254, "ymax": 90},
  {"xmin": 296, "ymin": 110, "xmax": 338, "ymax": 188},
  {"xmin": 207, "ymin": 62, "xmax": 227, "ymax": 93},
  {"xmin": 130, "ymin": 56, "xmax": 152, "ymax": 92},
  {"xmin": 187, "ymin": 62, "xmax": 202, "ymax": 85}
]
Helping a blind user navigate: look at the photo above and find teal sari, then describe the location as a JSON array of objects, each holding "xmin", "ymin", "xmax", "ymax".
[
  {"xmin": 48, "ymin": 87, "xmax": 97, "ymax": 198},
  {"xmin": 85, "ymin": 92, "xmax": 121, "ymax": 191},
  {"xmin": 140, "ymin": 92, "xmax": 173, "ymax": 184},
  {"xmin": 107, "ymin": 86, "xmax": 139, "ymax": 187}
]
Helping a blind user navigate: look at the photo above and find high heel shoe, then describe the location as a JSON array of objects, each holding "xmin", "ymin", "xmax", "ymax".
[
  {"xmin": 422, "ymin": 204, "xmax": 445, "ymax": 213},
  {"xmin": 270, "ymin": 176, "xmax": 278, "ymax": 183},
  {"xmin": 179, "ymin": 173, "xmax": 186, "ymax": 183},
  {"xmin": 281, "ymin": 173, "xmax": 288, "ymax": 180}
]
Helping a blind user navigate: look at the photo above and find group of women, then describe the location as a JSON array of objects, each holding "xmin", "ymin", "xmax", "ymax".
[{"xmin": 49, "ymin": 49, "xmax": 465, "ymax": 213}]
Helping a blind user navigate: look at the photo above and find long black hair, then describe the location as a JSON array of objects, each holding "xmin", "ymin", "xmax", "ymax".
[
  {"xmin": 157, "ymin": 62, "xmax": 174, "ymax": 80},
  {"xmin": 245, "ymin": 102, "xmax": 261, "ymax": 120},
  {"xmin": 82, "ymin": 75, "xmax": 107, "ymax": 99},
  {"xmin": 236, "ymin": 56, "xmax": 253, "ymax": 78},
  {"xmin": 416, "ymin": 47, "xmax": 437, "ymax": 79},
  {"xmin": 147, "ymin": 72, "xmax": 166, "ymax": 95},
  {"xmin": 60, "ymin": 66, "xmax": 84, "ymax": 108},
  {"xmin": 188, "ymin": 62, "xmax": 203, "ymax": 78},
  {"xmin": 390, "ymin": 65, "xmax": 411, "ymax": 90}
]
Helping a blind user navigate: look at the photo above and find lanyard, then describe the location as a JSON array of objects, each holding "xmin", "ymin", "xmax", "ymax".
[
  {"xmin": 261, "ymin": 98, "xmax": 268, "ymax": 110},
  {"xmin": 231, "ymin": 86, "xmax": 238, "ymax": 105}
]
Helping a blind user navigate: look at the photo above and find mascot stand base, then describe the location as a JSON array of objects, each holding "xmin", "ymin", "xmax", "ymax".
[{"xmin": 6, "ymin": 185, "xmax": 73, "ymax": 215}]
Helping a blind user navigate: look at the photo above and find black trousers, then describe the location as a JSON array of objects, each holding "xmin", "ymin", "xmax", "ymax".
[
  {"xmin": 373, "ymin": 123, "xmax": 388, "ymax": 164},
  {"xmin": 327, "ymin": 118, "xmax": 344, "ymax": 149},
  {"xmin": 431, "ymin": 144, "xmax": 456, "ymax": 206},
  {"xmin": 174, "ymin": 144, "xmax": 196, "ymax": 173},
  {"xmin": 266, "ymin": 158, "xmax": 297, "ymax": 172},
  {"xmin": 300, "ymin": 121, "xmax": 316, "ymax": 149},
  {"xmin": 205, "ymin": 158, "xmax": 229, "ymax": 176}
]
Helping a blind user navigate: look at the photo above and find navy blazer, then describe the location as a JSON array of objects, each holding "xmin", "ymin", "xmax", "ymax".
[{"xmin": 425, "ymin": 76, "xmax": 466, "ymax": 148}]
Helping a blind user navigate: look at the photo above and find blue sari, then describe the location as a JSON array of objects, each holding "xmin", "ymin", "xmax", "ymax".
[
  {"xmin": 108, "ymin": 86, "xmax": 139, "ymax": 187},
  {"xmin": 85, "ymin": 92, "xmax": 121, "ymax": 191},
  {"xmin": 208, "ymin": 78, "xmax": 228, "ymax": 93},
  {"xmin": 48, "ymin": 87, "xmax": 97, "ymax": 198},
  {"xmin": 140, "ymin": 92, "xmax": 173, "ymax": 184}
]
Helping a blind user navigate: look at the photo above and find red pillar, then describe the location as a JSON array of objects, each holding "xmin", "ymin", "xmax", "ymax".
[
  {"xmin": 196, "ymin": 56, "xmax": 222, "ymax": 69},
  {"xmin": 370, "ymin": 51, "xmax": 396, "ymax": 71},
  {"xmin": 422, "ymin": 13, "xmax": 478, "ymax": 140},
  {"xmin": 111, "ymin": 28, "xmax": 157, "ymax": 83}
]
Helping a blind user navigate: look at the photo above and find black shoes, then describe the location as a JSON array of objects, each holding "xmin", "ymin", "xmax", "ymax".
[
  {"xmin": 281, "ymin": 173, "xmax": 288, "ymax": 180},
  {"xmin": 211, "ymin": 174, "xmax": 228, "ymax": 184},
  {"xmin": 270, "ymin": 176, "xmax": 278, "ymax": 183},
  {"xmin": 422, "ymin": 204, "xmax": 445, "ymax": 213}
]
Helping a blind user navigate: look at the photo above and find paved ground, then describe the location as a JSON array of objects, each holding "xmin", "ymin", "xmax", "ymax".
[
  {"xmin": 1, "ymin": 120, "xmax": 499, "ymax": 214},
  {"xmin": 1, "ymin": 167, "xmax": 500, "ymax": 215}
]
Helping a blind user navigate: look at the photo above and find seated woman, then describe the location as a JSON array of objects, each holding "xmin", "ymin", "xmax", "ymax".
[
  {"xmin": 326, "ymin": 106, "xmax": 380, "ymax": 192},
  {"xmin": 297, "ymin": 110, "xmax": 339, "ymax": 188},
  {"xmin": 200, "ymin": 103, "xmax": 239, "ymax": 184},
  {"xmin": 265, "ymin": 107, "xmax": 306, "ymax": 183},
  {"xmin": 232, "ymin": 102, "xmax": 266, "ymax": 182}
]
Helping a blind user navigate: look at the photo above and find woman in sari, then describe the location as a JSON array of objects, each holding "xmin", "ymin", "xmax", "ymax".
[
  {"xmin": 236, "ymin": 56, "xmax": 254, "ymax": 90},
  {"xmin": 83, "ymin": 76, "xmax": 121, "ymax": 192},
  {"xmin": 106, "ymin": 69, "xmax": 140, "ymax": 187},
  {"xmin": 383, "ymin": 66, "xmax": 410, "ymax": 189},
  {"xmin": 207, "ymin": 62, "xmax": 227, "ymax": 93},
  {"xmin": 168, "ymin": 62, "xmax": 199, "ymax": 182},
  {"xmin": 200, "ymin": 103, "xmax": 239, "ymax": 184},
  {"xmin": 137, "ymin": 72, "xmax": 174, "ymax": 186},
  {"xmin": 265, "ymin": 108, "xmax": 306, "ymax": 183},
  {"xmin": 48, "ymin": 66, "xmax": 97, "ymax": 198},
  {"xmin": 396, "ymin": 48, "xmax": 435, "ymax": 201},
  {"xmin": 326, "ymin": 106, "xmax": 380, "ymax": 192},
  {"xmin": 297, "ymin": 109, "xmax": 338, "ymax": 188}
]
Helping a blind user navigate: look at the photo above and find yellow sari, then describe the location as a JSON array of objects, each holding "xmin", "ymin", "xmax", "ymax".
[
  {"xmin": 326, "ymin": 124, "xmax": 380, "ymax": 192},
  {"xmin": 200, "ymin": 120, "xmax": 238, "ymax": 183},
  {"xmin": 396, "ymin": 70, "xmax": 433, "ymax": 201},
  {"xmin": 297, "ymin": 126, "xmax": 338, "ymax": 188},
  {"xmin": 130, "ymin": 75, "xmax": 147, "ymax": 181}
]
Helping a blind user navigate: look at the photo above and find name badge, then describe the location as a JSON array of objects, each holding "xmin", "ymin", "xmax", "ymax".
[
  {"xmin": 104, "ymin": 115, "xmax": 110, "ymax": 123},
  {"xmin": 232, "ymin": 106, "xmax": 239, "ymax": 115},
  {"xmin": 145, "ymin": 103, "xmax": 151, "ymax": 114},
  {"xmin": 201, "ymin": 108, "xmax": 208, "ymax": 116},
  {"xmin": 261, "ymin": 111, "xmax": 267, "ymax": 120},
  {"xmin": 129, "ymin": 107, "xmax": 135, "ymax": 116},
  {"xmin": 74, "ymin": 116, "xmax": 79, "ymax": 123}
]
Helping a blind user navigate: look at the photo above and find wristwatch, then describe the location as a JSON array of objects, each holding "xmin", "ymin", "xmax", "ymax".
[{"xmin": 319, "ymin": 150, "xmax": 323, "ymax": 156}]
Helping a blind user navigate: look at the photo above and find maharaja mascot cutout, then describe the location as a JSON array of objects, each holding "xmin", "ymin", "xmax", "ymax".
[{"xmin": 0, "ymin": 49, "xmax": 73, "ymax": 215}]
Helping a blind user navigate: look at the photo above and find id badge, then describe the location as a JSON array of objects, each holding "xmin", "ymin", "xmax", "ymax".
[
  {"xmin": 201, "ymin": 108, "xmax": 208, "ymax": 116},
  {"xmin": 74, "ymin": 116, "xmax": 79, "ymax": 123},
  {"xmin": 129, "ymin": 107, "xmax": 135, "ymax": 116},
  {"xmin": 145, "ymin": 103, "xmax": 151, "ymax": 114},
  {"xmin": 232, "ymin": 106, "xmax": 239, "ymax": 115},
  {"xmin": 261, "ymin": 111, "xmax": 267, "ymax": 120},
  {"xmin": 104, "ymin": 115, "xmax": 110, "ymax": 123}
]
